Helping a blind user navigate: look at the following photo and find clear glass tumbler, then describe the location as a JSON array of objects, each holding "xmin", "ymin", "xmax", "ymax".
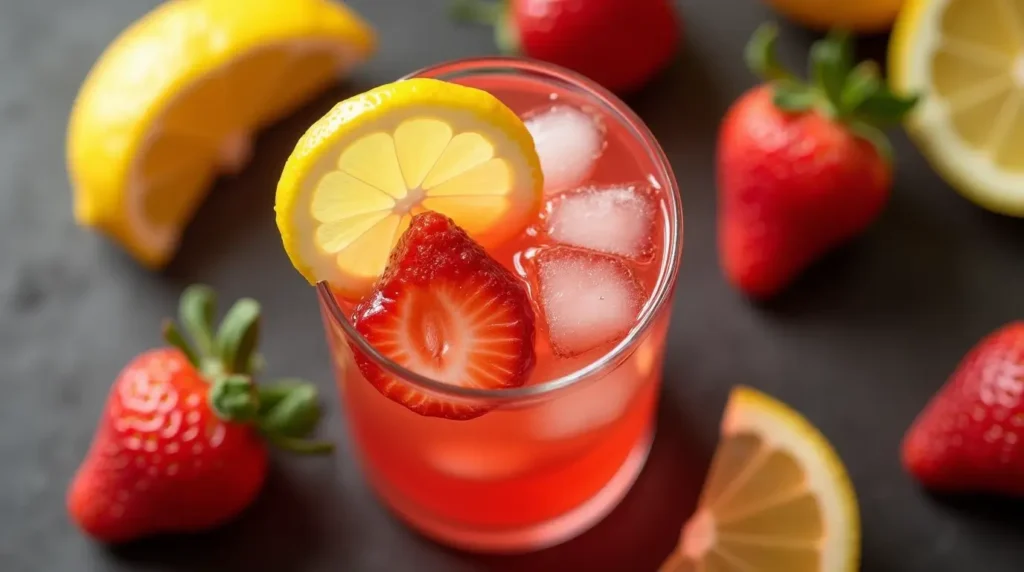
[{"xmin": 319, "ymin": 57, "xmax": 683, "ymax": 553}]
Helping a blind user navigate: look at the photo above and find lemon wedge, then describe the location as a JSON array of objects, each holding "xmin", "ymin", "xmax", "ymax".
[
  {"xmin": 275, "ymin": 78, "xmax": 543, "ymax": 298},
  {"xmin": 661, "ymin": 387, "xmax": 860, "ymax": 572},
  {"xmin": 67, "ymin": 0, "xmax": 376, "ymax": 267},
  {"xmin": 890, "ymin": 0, "xmax": 1024, "ymax": 215}
]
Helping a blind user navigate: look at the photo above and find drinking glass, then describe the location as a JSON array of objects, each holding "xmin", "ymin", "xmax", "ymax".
[{"xmin": 319, "ymin": 57, "xmax": 683, "ymax": 553}]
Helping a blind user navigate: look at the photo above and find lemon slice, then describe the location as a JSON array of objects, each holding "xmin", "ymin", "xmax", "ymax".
[
  {"xmin": 890, "ymin": 0, "xmax": 1024, "ymax": 216},
  {"xmin": 275, "ymin": 77, "xmax": 543, "ymax": 297},
  {"xmin": 67, "ymin": 0, "xmax": 376, "ymax": 268},
  {"xmin": 661, "ymin": 387, "xmax": 860, "ymax": 572}
]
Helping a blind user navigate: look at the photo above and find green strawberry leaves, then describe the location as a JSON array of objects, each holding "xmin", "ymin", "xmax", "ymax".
[
  {"xmin": 258, "ymin": 381, "xmax": 322, "ymax": 439},
  {"xmin": 856, "ymin": 86, "xmax": 920, "ymax": 127},
  {"xmin": 450, "ymin": 0, "xmax": 519, "ymax": 54},
  {"xmin": 848, "ymin": 120, "xmax": 894, "ymax": 163},
  {"xmin": 215, "ymin": 297, "xmax": 261, "ymax": 376},
  {"xmin": 210, "ymin": 374, "xmax": 261, "ymax": 423},
  {"xmin": 162, "ymin": 320, "xmax": 200, "ymax": 368},
  {"xmin": 772, "ymin": 81, "xmax": 817, "ymax": 113},
  {"xmin": 745, "ymin": 24, "xmax": 795, "ymax": 83},
  {"xmin": 258, "ymin": 381, "xmax": 333, "ymax": 454},
  {"xmin": 162, "ymin": 285, "xmax": 333, "ymax": 455},
  {"xmin": 179, "ymin": 284, "xmax": 217, "ymax": 358},
  {"xmin": 449, "ymin": 0, "xmax": 503, "ymax": 24},
  {"xmin": 745, "ymin": 22, "xmax": 920, "ymax": 160},
  {"xmin": 809, "ymin": 29, "xmax": 853, "ymax": 111},
  {"xmin": 839, "ymin": 61, "xmax": 882, "ymax": 115}
]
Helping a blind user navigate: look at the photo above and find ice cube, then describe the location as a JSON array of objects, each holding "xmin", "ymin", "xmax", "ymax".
[
  {"xmin": 544, "ymin": 184, "xmax": 658, "ymax": 261},
  {"xmin": 525, "ymin": 105, "xmax": 605, "ymax": 195},
  {"xmin": 534, "ymin": 247, "xmax": 644, "ymax": 357}
]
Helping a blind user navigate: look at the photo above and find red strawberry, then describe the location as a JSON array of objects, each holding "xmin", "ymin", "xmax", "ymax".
[
  {"xmin": 351, "ymin": 211, "xmax": 536, "ymax": 420},
  {"xmin": 452, "ymin": 0, "xmax": 680, "ymax": 93},
  {"xmin": 718, "ymin": 24, "xmax": 918, "ymax": 298},
  {"xmin": 68, "ymin": 286, "xmax": 331, "ymax": 543},
  {"xmin": 903, "ymin": 323, "xmax": 1024, "ymax": 495}
]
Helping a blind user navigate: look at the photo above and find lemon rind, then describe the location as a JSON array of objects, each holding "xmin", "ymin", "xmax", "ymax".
[
  {"xmin": 718, "ymin": 386, "xmax": 861, "ymax": 572},
  {"xmin": 275, "ymin": 78, "xmax": 543, "ymax": 291},
  {"xmin": 890, "ymin": 0, "xmax": 1024, "ymax": 217},
  {"xmin": 67, "ymin": 0, "xmax": 377, "ymax": 267}
]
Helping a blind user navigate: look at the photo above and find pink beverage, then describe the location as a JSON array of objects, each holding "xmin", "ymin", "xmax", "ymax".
[{"xmin": 320, "ymin": 58, "xmax": 682, "ymax": 552}]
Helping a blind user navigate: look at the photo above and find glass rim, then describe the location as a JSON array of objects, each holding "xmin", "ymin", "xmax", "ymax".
[{"xmin": 317, "ymin": 56, "xmax": 683, "ymax": 403}]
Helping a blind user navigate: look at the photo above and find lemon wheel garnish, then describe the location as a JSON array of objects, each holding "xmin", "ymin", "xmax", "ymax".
[
  {"xmin": 890, "ymin": 0, "xmax": 1024, "ymax": 216},
  {"xmin": 661, "ymin": 387, "xmax": 860, "ymax": 572},
  {"xmin": 275, "ymin": 77, "xmax": 543, "ymax": 297},
  {"xmin": 67, "ymin": 0, "xmax": 376, "ymax": 268}
]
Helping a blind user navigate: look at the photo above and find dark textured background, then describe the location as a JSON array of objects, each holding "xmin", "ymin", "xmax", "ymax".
[{"xmin": 2, "ymin": 0, "xmax": 1024, "ymax": 570}]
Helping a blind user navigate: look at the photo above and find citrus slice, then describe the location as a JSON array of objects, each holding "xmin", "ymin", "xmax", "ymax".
[
  {"xmin": 661, "ymin": 386, "xmax": 860, "ymax": 572},
  {"xmin": 67, "ymin": 0, "xmax": 376, "ymax": 268},
  {"xmin": 764, "ymin": 0, "xmax": 903, "ymax": 33},
  {"xmin": 275, "ymin": 77, "xmax": 543, "ymax": 298},
  {"xmin": 890, "ymin": 0, "xmax": 1024, "ymax": 216}
]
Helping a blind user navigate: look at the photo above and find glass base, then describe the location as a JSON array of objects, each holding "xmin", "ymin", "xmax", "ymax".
[{"xmin": 370, "ymin": 427, "xmax": 655, "ymax": 554}]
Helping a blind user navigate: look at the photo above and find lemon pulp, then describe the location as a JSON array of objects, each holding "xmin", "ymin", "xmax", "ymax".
[
  {"xmin": 891, "ymin": 0, "xmax": 1024, "ymax": 214},
  {"xmin": 661, "ymin": 387, "xmax": 860, "ymax": 572},
  {"xmin": 67, "ymin": 0, "xmax": 376, "ymax": 267},
  {"xmin": 276, "ymin": 78, "xmax": 543, "ymax": 297}
]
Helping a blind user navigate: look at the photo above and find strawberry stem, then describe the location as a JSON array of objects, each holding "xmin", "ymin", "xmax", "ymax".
[
  {"xmin": 167, "ymin": 285, "xmax": 334, "ymax": 455},
  {"xmin": 745, "ymin": 22, "xmax": 921, "ymax": 160}
]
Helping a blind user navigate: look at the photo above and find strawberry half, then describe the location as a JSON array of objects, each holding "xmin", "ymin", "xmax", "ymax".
[{"xmin": 351, "ymin": 212, "xmax": 536, "ymax": 420}]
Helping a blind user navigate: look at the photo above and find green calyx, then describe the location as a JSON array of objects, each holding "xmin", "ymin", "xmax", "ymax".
[
  {"xmin": 162, "ymin": 284, "xmax": 332, "ymax": 455},
  {"xmin": 745, "ymin": 23, "xmax": 920, "ymax": 161},
  {"xmin": 450, "ymin": 0, "xmax": 519, "ymax": 54}
]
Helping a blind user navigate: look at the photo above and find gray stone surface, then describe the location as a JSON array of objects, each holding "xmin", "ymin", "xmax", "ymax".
[{"xmin": 1, "ymin": 0, "xmax": 1023, "ymax": 570}]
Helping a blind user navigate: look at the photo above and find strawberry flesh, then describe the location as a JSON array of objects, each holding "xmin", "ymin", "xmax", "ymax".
[
  {"xmin": 351, "ymin": 212, "xmax": 536, "ymax": 420},
  {"xmin": 903, "ymin": 322, "xmax": 1024, "ymax": 496}
]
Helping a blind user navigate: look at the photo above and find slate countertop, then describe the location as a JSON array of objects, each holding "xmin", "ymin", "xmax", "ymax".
[{"xmin": 2, "ymin": 0, "xmax": 1023, "ymax": 570}]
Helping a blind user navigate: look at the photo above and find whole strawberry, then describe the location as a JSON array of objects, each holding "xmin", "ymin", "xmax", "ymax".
[
  {"xmin": 903, "ymin": 323, "xmax": 1024, "ymax": 496},
  {"xmin": 68, "ymin": 286, "xmax": 331, "ymax": 543},
  {"xmin": 718, "ymin": 24, "xmax": 918, "ymax": 298},
  {"xmin": 452, "ymin": 0, "xmax": 680, "ymax": 93}
]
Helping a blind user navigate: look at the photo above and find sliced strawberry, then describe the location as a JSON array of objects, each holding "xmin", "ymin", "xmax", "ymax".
[{"xmin": 351, "ymin": 212, "xmax": 536, "ymax": 420}]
